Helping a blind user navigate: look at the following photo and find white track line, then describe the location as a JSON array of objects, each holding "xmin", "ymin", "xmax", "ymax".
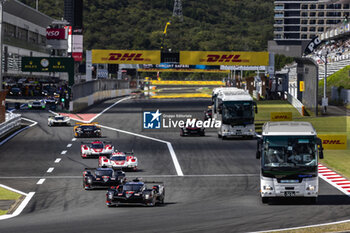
[
  {"xmin": 0, "ymin": 118, "xmax": 38, "ymax": 146},
  {"xmin": 61, "ymin": 150, "xmax": 67, "ymax": 155},
  {"xmin": 36, "ymin": 179, "xmax": 45, "ymax": 185},
  {"xmin": 46, "ymin": 168, "xmax": 54, "ymax": 173},
  {"xmin": 0, "ymin": 192, "xmax": 35, "ymax": 220},
  {"xmin": 54, "ymin": 158, "xmax": 61, "ymax": 163},
  {"xmin": 67, "ymin": 144, "xmax": 72, "ymax": 148},
  {"xmin": 100, "ymin": 124, "xmax": 184, "ymax": 176},
  {"xmin": 0, "ymin": 184, "xmax": 28, "ymax": 196},
  {"xmin": 87, "ymin": 97, "xmax": 133, "ymax": 123},
  {"xmin": 72, "ymin": 138, "xmax": 77, "ymax": 141}
]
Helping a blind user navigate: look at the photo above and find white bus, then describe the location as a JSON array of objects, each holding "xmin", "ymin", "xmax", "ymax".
[
  {"xmin": 256, "ymin": 121, "xmax": 324, "ymax": 204},
  {"xmin": 212, "ymin": 88, "xmax": 257, "ymax": 139}
]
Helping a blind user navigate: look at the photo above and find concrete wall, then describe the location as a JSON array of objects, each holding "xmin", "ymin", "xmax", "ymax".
[{"xmin": 70, "ymin": 89, "xmax": 132, "ymax": 113}]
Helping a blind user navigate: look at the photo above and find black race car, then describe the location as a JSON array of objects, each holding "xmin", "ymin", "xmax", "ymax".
[
  {"xmin": 106, "ymin": 179, "xmax": 165, "ymax": 207},
  {"xmin": 83, "ymin": 167, "xmax": 126, "ymax": 190},
  {"xmin": 180, "ymin": 121, "xmax": 205, "ymax": 137},
  {"xmin": 74, "ymin": 123, "xmax": 102, "ymax": 138}
]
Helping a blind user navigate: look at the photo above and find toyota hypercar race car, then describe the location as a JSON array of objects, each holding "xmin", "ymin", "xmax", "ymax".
[
  {"xmin": 74, "ymin": 122, "xmax": 101, "ymax": 138},
  {"xmin": 99, "ymin": 151, "xmax": 138, "ymax": 170},
  {"xmin": 81, "ymin": 141, "xmax": 114, "ymax": 158},
  {"xmin": 48, "ymin": 115, "xmax": 70, "ymax": 126},
  {"xmin": 106, "ymin": 178, "xmax": 165, "ymax": 207},
  {"xmin": 83, "ymin": 167, "xmax": 126, "ymax": 190},
  {"xmin": 180, "ymin": 120, "xmax": 205, "ymax": 137}
]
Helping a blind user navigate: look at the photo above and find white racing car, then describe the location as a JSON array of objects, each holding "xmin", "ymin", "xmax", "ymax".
[
  {"xmin": 99, "ymin": 151, "xmax": 138, "ymax": 171},
  {"xmin": 48, "ymin": 115, "xmax": 70, "ymax": 126},
  {"xmin": 81, "ymin": 141, "xmax": 114, "ymax": 158}
]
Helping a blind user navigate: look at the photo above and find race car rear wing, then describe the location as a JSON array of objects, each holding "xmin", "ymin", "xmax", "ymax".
[{"xmin": 81, "ymin": 141, "xmax": 112, "ymax": 144}]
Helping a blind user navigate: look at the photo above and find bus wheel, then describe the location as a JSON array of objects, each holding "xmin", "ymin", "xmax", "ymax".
[{"xmin": 262, "ymin": 197, "xmax": 269, "ymax": 204}]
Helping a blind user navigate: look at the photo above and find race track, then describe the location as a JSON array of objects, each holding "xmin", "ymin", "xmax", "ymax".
[{"xmin": 0, "ymin": 96, "xmax": 350, "ymax": 233}]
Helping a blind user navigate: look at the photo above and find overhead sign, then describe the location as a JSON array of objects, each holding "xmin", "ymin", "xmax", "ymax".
[
  {"xmin": 139, "ymin": 63, "xmax": 228, "ymax": 73},
  {"xmin": 220, "ymin": 65, "xmax": 266, "ymax": 71},
  {"xmin": 92, "ymin": 50, "xmax": 161, "ymax": 64},
  {"xmin": 22, "ymin": 57, "xmax": 74, "ymax": 72},
  {"xmin": 270, "ymin": 112, "xmax": 292, "ymax": 121},
  {"xmin": 304, "ymin": 36, "xmax": 322, "ymax": 55},
  {"xmin": 180, "ymin": 51, "xmax": 269, "ymax": 66},
  {"xmin": 21, "ymin": 57, "xmax": 75, "ymax": 86},
  {"xmin": 318, "ymin": 134, "xmax": 347, "ymax": 150},
  {"xmin": 46, "ymin": 28, "xmax": 66, "ymax": 40}
]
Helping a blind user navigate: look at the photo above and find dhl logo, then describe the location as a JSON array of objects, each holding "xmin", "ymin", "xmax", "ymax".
[
  {"xmin": 102, "ymin": 53, "xmax": 151, "ymax": 62},
  {"xmin": 322, "ymin": 140, "xmax": 345, "ymax": 145},
  {"xmin": 273, "ymin": 116, "xmax": 288, "ymax": 119},
  {"xmin": 199, "ymin": 54, "xmax": 249, "ymax": 63},
  {"xmin": 318, "ymin": 134, "xmax": 347, "ymax": 150}
]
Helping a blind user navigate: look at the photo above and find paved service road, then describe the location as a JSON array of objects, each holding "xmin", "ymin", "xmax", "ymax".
[{"xmin": 0, "ymin": 97, "xmax": 350, "ymax": 233}]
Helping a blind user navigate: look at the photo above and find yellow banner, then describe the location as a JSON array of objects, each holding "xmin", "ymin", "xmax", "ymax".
[
  {"xmin": 300, "ymin": 81, "xmax": 305, "ymax": 92},
  {"xmin": 150, "ymin": 80, "xmax": 225, "ymax": 86},
  {"xmin": 92, "ymin": 50, "xmax": 161, "ymax": 64},
  {"xmin": 318, "ymin": 134, "xmax": 347, "ymax": 150},
  {"xmin": 270, "ymin": 112, "xmax": 292, "ymax": 121},
  {"xmin": 180, "ymin": 51, "xmax": 269, "ymax": 66}
]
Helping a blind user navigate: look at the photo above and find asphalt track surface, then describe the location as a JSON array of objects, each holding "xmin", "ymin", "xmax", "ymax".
[{"xmin": 0, "ymin": 96, "xmax": 350, "ymax": 233}]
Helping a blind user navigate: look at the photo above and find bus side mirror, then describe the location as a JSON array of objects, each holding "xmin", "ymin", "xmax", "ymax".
[
  {"xmin": 254, "ymin": 102, "xmax": 258, "ymax": 114},
  {"xmin": 218, "ymin": 103, "xmax": 223, "ymax": 114},
  {"xmin": 316, "ymin": 137, "xmax": 324, "ymax": 159},
  {"xmin": 256, "ymin": 138, "xmax": 262, "ymax": 159}
]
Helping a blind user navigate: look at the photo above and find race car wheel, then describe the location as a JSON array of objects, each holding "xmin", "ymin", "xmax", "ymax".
[{"xmin": 218, "ymin": 134, "xmax": 222, "ymax": 138}]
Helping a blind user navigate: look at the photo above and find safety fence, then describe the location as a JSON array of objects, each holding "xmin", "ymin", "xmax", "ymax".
[
  {"xmin": 0, "ymin": 113, "xmax": 21, "ymax": 138},
  {"xmin": 287, "ymin": 93, "xmax": 305, "ymax": 116}
]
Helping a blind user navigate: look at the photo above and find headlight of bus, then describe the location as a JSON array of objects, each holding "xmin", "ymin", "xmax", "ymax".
[
  {"xmin": 263, "ymin": 185, "xmax": 273, "ymax": 191},
  {"xmin": 306, "ymin": 185, "xmax": 316, "ymax": 191}
]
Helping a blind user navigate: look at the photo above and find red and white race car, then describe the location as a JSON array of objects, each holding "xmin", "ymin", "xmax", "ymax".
[
  {"xmin": 99, "ymin": 151, "xmax": 138, "ymax": 170},
  {"xmin": 81, "ymin": 141, "xmax": 114, "ymax": 158}
]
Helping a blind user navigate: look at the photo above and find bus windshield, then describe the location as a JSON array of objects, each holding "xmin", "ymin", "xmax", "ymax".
[
  {"xmin": 222, "ymin": 101, "xmax": 254, "ymax": 121},
  {"xmin": 263, "ymin": 136, "xmax": 317, "ymax": 168}
]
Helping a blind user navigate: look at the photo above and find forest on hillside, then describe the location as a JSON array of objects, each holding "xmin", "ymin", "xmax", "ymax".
[{"xmin": 20, "ymin": 0, "xmax": 274, "ymax": 52}]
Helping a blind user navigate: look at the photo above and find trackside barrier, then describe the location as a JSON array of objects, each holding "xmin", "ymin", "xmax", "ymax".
[
  {"xmin": 287, "ymin": 93, "xmax": 305, "ymax": 116},
  {"xmin": 0, "ymin": 113, "xmax": 21, "ymax": 138},
  {"xmin": 70, "ymin": 89, "xmax": 133, "ymax": 113}
]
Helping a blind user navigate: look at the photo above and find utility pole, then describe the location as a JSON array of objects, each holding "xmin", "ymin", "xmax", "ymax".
[
  {"xmin": 0, "ymin": 0, "xmax": 5, "ymax": 91},
  {"xmin": 173, "ymin": 0, "xmax": 183, "ymax": 22}
]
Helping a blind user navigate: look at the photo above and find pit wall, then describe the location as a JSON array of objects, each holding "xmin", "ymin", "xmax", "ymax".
[{"xmin": 70, "ymin": 89, "xmax": 132, "ymax": 113}]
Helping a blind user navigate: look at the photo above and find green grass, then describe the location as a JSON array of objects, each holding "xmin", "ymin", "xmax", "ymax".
[
  {"xmin": 0, "ymin": 187, "xmax": 21, "ymax": 200},
  {"xmin": 0, "ymin": 210, "xmax": 8, "ymax": 215},
  {"xmin": 319, "ymin": 65, "xmax": 350, "ymax": 100},
  {"xmin": 0, "ymin": 187, "xmax": 22, "ymax": 216},
  {"xmin": 255, "ymin": 100, "xmax": 350, "ymax": 179}
]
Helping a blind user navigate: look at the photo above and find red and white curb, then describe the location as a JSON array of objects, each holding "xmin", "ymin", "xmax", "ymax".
[{"xmin": 318, "ymin": 163, "xmax": 350, "ymax": 196}]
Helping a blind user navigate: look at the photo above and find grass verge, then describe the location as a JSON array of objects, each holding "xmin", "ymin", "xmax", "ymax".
[{"xmin": 0, "ymin": 186, "xmax": 22, "ymax": 216}]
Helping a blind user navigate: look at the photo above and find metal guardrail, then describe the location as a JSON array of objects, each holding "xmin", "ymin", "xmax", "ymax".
[
  {"xmin": 287, "ymin": 93, "xmax": 305, "ymax": 116},
  {"xmin": 0, "ymin": 113, "xmax": 21, "ymax": 137}
]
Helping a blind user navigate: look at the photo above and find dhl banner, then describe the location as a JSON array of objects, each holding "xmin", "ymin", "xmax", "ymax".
[
  {"xmin": 149, "ymin": 80, "xmax": 225, "ymax": 86},
  {"xmin": 92, "ymin": 50, "xmax": 161, "ymax": 64},
  {"xmin": 318, "ymin": 134, "xmax": 347, "ymax": 150},
  {"xmin": 138, "ymin": 68, "xmax": 229, "ymax": 73},
  {"xmin": 180, "ymin": 51, "xmax": 269, "ymax": 66},
  {"xmin": 270, "ymin": 112, "xmax": 292, "ymax": 121}
]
